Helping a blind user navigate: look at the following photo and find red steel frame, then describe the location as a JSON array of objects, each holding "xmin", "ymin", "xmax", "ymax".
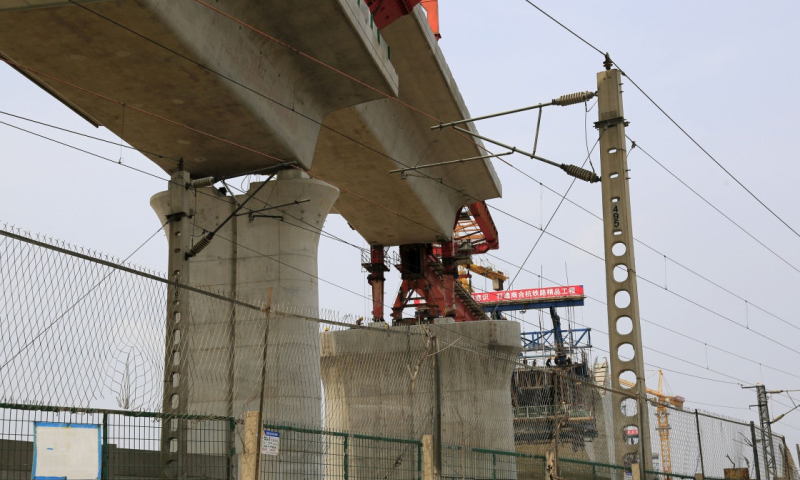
[{"xmin": 383, "ymin": 201, "xmax": 500, "ymax": 324}]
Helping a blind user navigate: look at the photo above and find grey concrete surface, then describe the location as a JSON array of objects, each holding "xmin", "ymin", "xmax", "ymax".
[
  {"xmin": 320, "ymin": 320, "xmax": 522, "ymax": 476},
  {"xmin": 152, "ymin": 172, "xmax": 339, "ymax": 476},
  {"xmin": 0, "ymin": 0, "xmax": 501, "ymax": 245}
]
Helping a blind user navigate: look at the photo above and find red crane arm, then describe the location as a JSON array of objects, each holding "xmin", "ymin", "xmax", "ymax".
[{"xmin": 467, "ymin": 201, "xmax": 499, "ymax": 253}]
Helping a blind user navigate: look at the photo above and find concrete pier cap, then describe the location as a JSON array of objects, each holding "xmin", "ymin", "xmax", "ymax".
[{"xmin": 321, "ymin": 319, "xmax": 522, "ymax": 459}]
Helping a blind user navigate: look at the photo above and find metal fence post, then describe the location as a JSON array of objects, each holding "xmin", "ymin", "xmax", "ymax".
[
  {"xmin": 492, "ymin": 452, "xmax": 497, "ymax": 480},
  {"xmin": 343, "ymin": 434, "xmax": 349, "ymax": 480},
  {"xmin": 417, "ymin": 440, "xmax": 423, "ymax": 480},
  {"xmin": 750, "ymin": 421, "xmax": 762, "ymax": 480},
  {"xmin": 228, "ymin": 418, "xmax": 236, "ymax": 480},
  {"xmin": 695, "ymin": 410, "xmax": 706, "ymax": 479},
  {"xmin": 102, "ymin": 412, "xmax": 109, "ymax": 480}
]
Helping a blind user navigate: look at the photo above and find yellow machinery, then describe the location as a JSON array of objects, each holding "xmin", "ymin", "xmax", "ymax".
[
  {"xmin": 619, "ymin": 370, "xmax": 684, "ymax": 473},
  {"xmin": 458, "ymin": 262, "xmax": 508, "ymax": 293}
]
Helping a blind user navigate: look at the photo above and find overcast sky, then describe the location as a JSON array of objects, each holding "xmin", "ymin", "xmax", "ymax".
[{"xmin": 2, "ymin": 0, "xmax": 799, "ymax": 458}]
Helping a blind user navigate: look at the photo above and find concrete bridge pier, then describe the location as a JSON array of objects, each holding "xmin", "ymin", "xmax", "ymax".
[
  {"xmin": 320, "ymin": 320, "xmax": 521, "ymax": 478},
  {"xmin": 151, "ymin": 169, "xmax": 339, "ymax": 478}
]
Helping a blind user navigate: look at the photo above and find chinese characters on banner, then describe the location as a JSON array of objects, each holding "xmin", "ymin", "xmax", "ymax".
[{"xmin": 471, "ymin": 285, "xmax": 584, "ymax": 303}]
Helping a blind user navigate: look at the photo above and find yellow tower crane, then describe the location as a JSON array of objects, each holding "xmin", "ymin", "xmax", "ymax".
[{"xmin": 618, "ymin": 370, "xmax": 684, "ymax": 473}]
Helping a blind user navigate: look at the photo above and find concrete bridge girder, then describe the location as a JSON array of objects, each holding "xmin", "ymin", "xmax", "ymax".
[
  {"xmin": 0, "ymin": 0, "xmax": 396, "ymax": 177},
  {"xmin": 0, "ymin": 0, "xmax": 501, "ymax": 246},
  {"xmin": 313, "ymin": 9, "xmax": 503, "ymax": 245}
]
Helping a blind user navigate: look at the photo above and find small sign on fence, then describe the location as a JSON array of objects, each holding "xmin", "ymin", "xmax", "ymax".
[
  {"xmin": 33, "ymin": 422, "xmax": 101, "ymax": 480},
  {"xmin": 261, "ymin": 430, "xmax": 280, "ymax": 456}
]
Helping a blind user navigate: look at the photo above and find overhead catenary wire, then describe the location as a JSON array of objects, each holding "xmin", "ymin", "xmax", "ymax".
[
  {"xmin": 518, "ymin": 0, "xmax": 800, "ymax": 241},
  {"xmin": 9, "ymin": 105, "xmax": 797, "ymax": 342},
  {"xmin": 0, "ymin": 120, "xmax": 169, "ymax": 184},
  {"xmin": 183, "ymin": 164, "xmax": 295, "ymax": 259},
  {"xmin": 0, "ymin": 221, "xmax": 168, "ymax": 371},
  {"xmin": 492, "ymin": 134, "xmax": 602, "ymax": 320},
  {"xmin": 3, "ymin": 136, "xmax": 796, "ymax": 432},
  {"xmin": 8, "ymin": 110, "xmax": 800, "ymax": 378},
  {"xmin": 22, "ymin": 0, "xmax": 798, "ymax": 321},
  {"xmin": 0, "ymin": 117, "xmax": 395, "ymax": 314},
  {"xmin": 0, "ymin": 109, "xmax": 181, "ymax": 163},
  {"xmin": 9, "ymin": 114, "xmax": 756, "ymax": 391},
  {"xmin": 49, "ymin": 0, "xmax": 800, "ymax": 312},
  {"xmin": 6, "ymin": 56, "xmax": 800, "ymax": 374},
  {"xmin": 629, "ymin": 139, "xmax": 800, "ymax": 276},
  {"xmin": 6, "ymin": 3, "xmax": 800, "ymax": 444},
  {"xmin": 481, "ymin": 136, "xmax": 800, "ymax": 333},
  {"xmin": 0, "ymin": 117, "xmax": 447, "ymax": 317},
  {"xmin": 3, "ymin": 3, "xmax": 796, "ymax": 396},
  {"xmin": 153, "ymin": 0, "xmax": 800, "ymax": 342},
  {"xmin": 54, "ymin": 0, "xmax": 607, "ymax": 235},
  {"xmin": 487, "ymin": 252, "xmax": 800, "ymax": 383}
]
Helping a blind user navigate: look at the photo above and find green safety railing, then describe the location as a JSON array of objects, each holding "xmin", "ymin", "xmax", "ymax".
[
  {"xmin": 0, "ymin": 402, "xmax": 425, "ymax": 480},
  {"xmin": 261, "ymin": 423, "xmax": 422, "ymax": 479},
  {"xmin": 2, "ymin": 402, "xmax": 751, "ymax": 480},
  {"xmin": 0, "ymin": 402, "xmax": 234, "ymax": 480}
]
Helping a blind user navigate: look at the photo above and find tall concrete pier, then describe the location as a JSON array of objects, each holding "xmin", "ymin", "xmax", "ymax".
[
  {"xmin": 152, "ymin": 170, "xmax": 338, "ymax": 474},
  {"xmin": 321, "ymin": 320, "xmax": 522, "ymax": 477}
]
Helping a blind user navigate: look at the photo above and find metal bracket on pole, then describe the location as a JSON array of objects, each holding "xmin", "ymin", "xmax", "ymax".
[
  {"xmin": 593, "ymin": 117, "xmax": 629, "ymax": 131},
  {"xmin": 448, "ymin": 126, "xmax": 600, "ymax": 183},
  {"xmin": 388, "ymin": 152, "xmax": 512, "ymax": 175},
  {"xmin": 428, "ymin": 90, "xmax": 595, "ymax": 131}
]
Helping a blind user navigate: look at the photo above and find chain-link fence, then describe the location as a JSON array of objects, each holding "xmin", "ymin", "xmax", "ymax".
[
  {"xmin": 639, "ymin": 402, "xmax": 799, "ymax": 480},
  {"xmin": 0, "ymin": 403, "xmax": 233, "ymax": 480},
  {"xmin": 506, "ymin": 361, "xmax": 799, "ymax": 480},
  {"xmin": 2, "ymin": 224, "xmax": 799, "ymax": 479},
  {"xmin": 0, "ymin": 402, "xmax": 426, "ymax": 479}
]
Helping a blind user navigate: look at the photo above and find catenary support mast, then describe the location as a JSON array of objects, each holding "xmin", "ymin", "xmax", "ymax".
[
  {"xmin": 161, "ymin": 169, "xmax": 191, "ymax": 478},
  {"xmin": 597, "ymin": 59, "xmax": 653, "ymax": 470}
]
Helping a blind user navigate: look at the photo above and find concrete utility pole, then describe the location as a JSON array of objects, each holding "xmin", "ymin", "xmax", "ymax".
[
  {"xmin": 596, "ymin": 57, "xmax": 653, "ymax": 470},
  {"xmin": 161, "ymin": 169, "xmax": 192, "ymax": 479}
]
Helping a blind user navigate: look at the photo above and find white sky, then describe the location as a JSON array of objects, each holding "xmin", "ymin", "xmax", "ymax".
[{"xmin": 2, "ymin": 0, "xmax": 799, "ymax": 459}]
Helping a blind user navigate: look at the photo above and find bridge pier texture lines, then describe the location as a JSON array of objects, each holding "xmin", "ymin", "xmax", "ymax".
[
  {"xmin": 152, "ymin": 169, "xmax": 339, "ymax": 477},
  {"xmin": 321, "ymin": 320, "xmax": 522, "ymax": 477}
]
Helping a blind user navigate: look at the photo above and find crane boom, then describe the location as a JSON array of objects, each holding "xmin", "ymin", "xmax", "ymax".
[{"xmin": 463, "ymin": 263, "xmax": 507, "ymax": 281}]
